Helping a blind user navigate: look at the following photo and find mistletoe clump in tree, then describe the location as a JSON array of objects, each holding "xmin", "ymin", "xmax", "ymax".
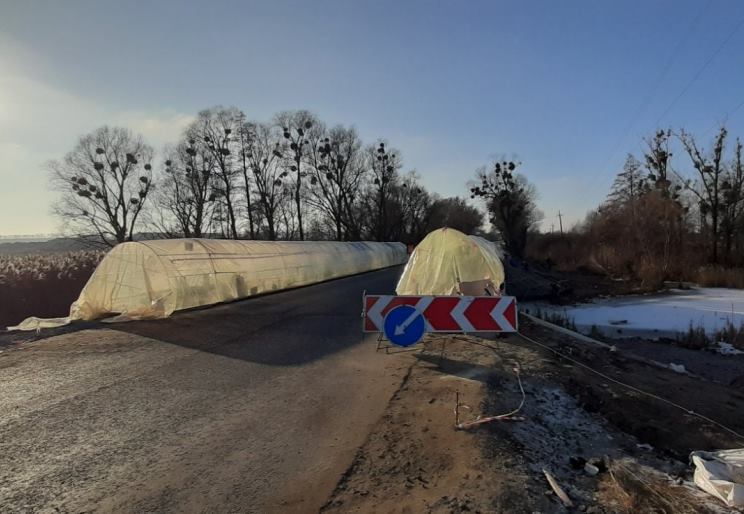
[
  {"xmin": 156, "ymin": 136, "xmax": 217, "ymax": 238},
  {"xmin": 470, "ymin": 160, "xmax": 542, "ymax": 257},
  {"xmin": 50, "ymin": 126, "xmax": 154, "ymax": 246},
  {"xmin": 369, "ymin": 141, "xmax": 402, "ymax": 241},
  {"xmin": 307, "ymin": 125, "xmax": 366, "ymax": 241},
  {"xmin": 274, "ymin": 110, "xmax": 318, "ymax": 240}
]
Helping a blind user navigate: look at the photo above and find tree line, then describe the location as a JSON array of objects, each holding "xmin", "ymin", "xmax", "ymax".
[
  {"xmin": 531, "ymin": 126, "xmax": 744, "ymax": 286},
  {"xmin": 50, "ymin": 106, "xmax": 487, "ymax": 247}
]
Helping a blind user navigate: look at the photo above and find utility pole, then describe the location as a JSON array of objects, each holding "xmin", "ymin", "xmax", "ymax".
[{"xmin": 557, "ymin": 211, "xmax": 564, "ymax": 236}]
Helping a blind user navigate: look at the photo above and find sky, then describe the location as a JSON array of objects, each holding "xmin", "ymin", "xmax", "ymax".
[{"xmin": 2, "ymin": 0, "xmax": 744, "ymax": 236}]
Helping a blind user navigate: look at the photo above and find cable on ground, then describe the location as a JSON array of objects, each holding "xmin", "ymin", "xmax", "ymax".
[
  {"xmin": 455, "ymin": 360, "xmax": 526, "ymax": 430},
  {"xmin": 516, "ymin": 330, "xmax": 744, "ymax": 442},
  {"xmin": 434, "ymin": 335, "xmax": 527, "ymax": 430}
]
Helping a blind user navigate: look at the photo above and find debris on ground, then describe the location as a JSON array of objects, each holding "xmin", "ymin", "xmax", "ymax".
[
  {"xmin": 324, "ymin": 320, "xmax": 744, "ymax": 512},
  {"xmin": 669, "ymin": 362, "xmax": 687, "ymax": 373},
  {"xmin": 543, "ymin": 468, "xmax": 574, "ymax": 507},
  {"xmin": 691, "ymin": 448, "xmax": 744, "ymax": 507}
]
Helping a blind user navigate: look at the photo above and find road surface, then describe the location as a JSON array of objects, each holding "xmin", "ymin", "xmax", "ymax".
[{"xmin": 0, "ymin": 266, "xmax": 408, "ymax": 513}]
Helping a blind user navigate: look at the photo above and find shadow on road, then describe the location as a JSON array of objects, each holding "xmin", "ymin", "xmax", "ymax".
[{"xmin": 111, "ymin": 266, "xmax": 403, "ymax": 366}]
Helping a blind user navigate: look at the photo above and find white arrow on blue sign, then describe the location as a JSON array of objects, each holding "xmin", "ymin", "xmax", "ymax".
[{"xmin": 383, "ymin": 304, "xmax": 426, "ymax": 346}]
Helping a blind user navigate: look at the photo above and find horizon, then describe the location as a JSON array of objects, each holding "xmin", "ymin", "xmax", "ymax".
[{"xmin": 3, "ymin": 0, "xmax": 744, "ymax": 236}]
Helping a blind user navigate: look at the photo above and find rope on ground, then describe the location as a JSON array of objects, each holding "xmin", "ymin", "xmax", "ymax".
[{"xmin": 517, "ymin": 330, "xmax": 744, "ymax": 442}]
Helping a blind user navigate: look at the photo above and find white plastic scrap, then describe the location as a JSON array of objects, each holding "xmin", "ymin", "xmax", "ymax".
[
  {"xmin": 691, "ymin": 449, "xmax": 744, "ymax": 507},
  {"xmin": 715, "ymin": 342, "xmax": 744, "ymax": 356},
  {"xmin": 584, "ymin": 462, "xmax": 599, "ymax": 476},
  {"xmin": 669, "ymin": 363, "xmax": 687, "ymax": 374}
]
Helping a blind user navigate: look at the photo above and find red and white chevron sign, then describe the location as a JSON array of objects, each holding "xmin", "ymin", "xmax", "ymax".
[{"xmin": 363, "ymin": 295, "xmax": 518, "ymax": 333}]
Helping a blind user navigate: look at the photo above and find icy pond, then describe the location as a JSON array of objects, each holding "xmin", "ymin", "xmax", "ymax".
[{"xmin": 523, "ymin": 287, "xmax": 744, "ymax": 340}]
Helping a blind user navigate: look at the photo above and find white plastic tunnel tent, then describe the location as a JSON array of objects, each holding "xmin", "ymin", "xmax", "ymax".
[
  {"xmin": 395, "ymin": 228, "xmax": 505, "ymax": 296},
  {"xmin": 10, "ymin": 239, "xmax": 407, "ymax": 330}
]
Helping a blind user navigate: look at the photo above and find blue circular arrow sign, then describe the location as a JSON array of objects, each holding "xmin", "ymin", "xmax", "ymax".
[{"xmin": 384, "ymin": 304, "xmax": 425, "ymax": 347}]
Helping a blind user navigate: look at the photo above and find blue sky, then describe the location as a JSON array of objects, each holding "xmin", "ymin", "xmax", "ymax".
[{"xmin": 2, "ymin": 0, "xmax": 744, "ymax": 235}]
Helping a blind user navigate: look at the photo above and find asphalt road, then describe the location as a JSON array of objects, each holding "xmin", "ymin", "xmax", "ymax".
[{"xmin": 0, "ymin": 266, "xmax": 408, "ymax": 513}]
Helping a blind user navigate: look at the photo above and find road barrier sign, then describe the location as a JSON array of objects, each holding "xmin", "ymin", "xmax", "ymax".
[
  {"xmin": 383, "ymin": 304, "xmax": 426, "ymax": 346},
  {"xmin": 364, "ymin": 295, "xmax": 518, "ymax": 345}
]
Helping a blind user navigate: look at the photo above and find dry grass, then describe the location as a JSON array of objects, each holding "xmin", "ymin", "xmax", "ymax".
[
  {"xmin": 599, "ymin": 459, "xmax": 717, "ymax": 514},
  {"xmin": 678, "ymin": 323, "xmax": 710, "ymax": 350},
  {"xmin": 0, "ymin": 251, "xmax": 104, "ymax": 328},
  {"xmin": 676, "ymin": 319, "xmax": 744, "ymax": 350},
  {"xmin": 532, "ymin": 307, "xmax": 577, "ymax": 331},
  {"xmin": 696, "ymin": 266, "xmax": 744, "ymax": 288},
  {"xmin": 715, "ymin": 322, "xmax": 744, "ymax": 349}
]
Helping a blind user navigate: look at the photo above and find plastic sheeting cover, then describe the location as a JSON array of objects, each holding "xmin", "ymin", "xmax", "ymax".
[
  {"xmin": 691, "ymin": 449, "xmax": 744, "ymax": 507},
  {"xmin": 395, "ymin": 228, "xmax": 504, "ymax": 296},
  {"xmin": 10, "ymin": 239, "xmax": 406, "ymax": 329}
]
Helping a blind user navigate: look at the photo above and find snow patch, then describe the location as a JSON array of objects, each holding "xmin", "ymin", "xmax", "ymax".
[
  {"xmin": 714, "ymin": 342, "xmax": 744, "ymax": 355},
  {"xmin": 525, "ymin": 287, "xmax": 744, "ymax": 338}
]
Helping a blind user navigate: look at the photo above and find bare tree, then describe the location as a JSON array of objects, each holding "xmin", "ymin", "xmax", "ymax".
[
  {"xmin": 306, "ymin": 125, "xmax": 366, "ymax": 240},
  {"xmin": 156, "ymin": 139, "xmax": 216, "ymax": 237},
  {"xmin": 242, "ymin": 122, "xmax": 285, "ymax": 240},
  {"xmin": 679, "ymin": 127, "xmax": 728, "ymax": 263},
  {"xmin": 50, "ymin": 126, "xmax": 154, "ymax": 246},
  {"xmin": 426, "ymin": 196, "xmax": 483, "ymax": 235},
  {"xmin": 276, "ymin": 184, "xmax": 298, "ymax": 239},
  {"xmin": 274, "ymin": 110, "xmax": 318, "ymax": 240},
  {"xmin": 368, "ymin": 141, "xmax": 402, "ymax": 241},
  {"xmin": 721, "ymin": 138, "xmax": 744, "ymax": 262},
  {"xmin": 188, "ymin": 107, "xmax": 242, "ymax": 239},
  {"xmin": 470, "ymin": 160, "xmax": 542, "ymax": 257},
  {"xmin": 644, "ymin": 129, "xmax": 674, "ymax": 195},
  {"xmin": 389, "ymin": 171, "xmax": 431, "ymax": 243},
  {"xmin": 236, "ymin": 113, "xmax": 256, "ymax": 239}
]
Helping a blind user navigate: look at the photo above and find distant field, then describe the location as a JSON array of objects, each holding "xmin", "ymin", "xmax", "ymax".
[
  {"xmin": 0, "ymin": 251, "xmax": 104, "ymax": 328},
  {"xmin": 0, "ymin": 237, "xmax": 92, "ymax": 256}
]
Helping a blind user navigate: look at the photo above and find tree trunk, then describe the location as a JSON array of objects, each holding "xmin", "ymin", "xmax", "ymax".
[
  {"xmin": 712, "ymin": 208, "xmax": 718, "ymax": 264},
  {"xmin": 267, "ymin": 213, "xmax": 275, "ymax": 240},
  {"xmin": 226, "ymin": 191, "xmax": 238, "ymax": 239},
  {"xmin": 242, "ymin": 149, "xmax": 255, "ymax": 239},
  {"xmin": 295, "ymin": 154, "xmax": 304, "ymax": 241}
]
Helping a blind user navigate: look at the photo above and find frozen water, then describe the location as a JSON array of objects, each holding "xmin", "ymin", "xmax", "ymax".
[{"xmin": 525, "ymin": 287, "xmax": 744, "ymax": 338}]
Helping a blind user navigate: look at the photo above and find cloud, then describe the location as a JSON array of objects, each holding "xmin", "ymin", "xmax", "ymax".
[
  {"xmin": 111, "ymin": 111, "xmax": 195, "ymax": 149},
  {"xmin": 0, "ymin": 69, "xmax": 193, "ymax": 235}
]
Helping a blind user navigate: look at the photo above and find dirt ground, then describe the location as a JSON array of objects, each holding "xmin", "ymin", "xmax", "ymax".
[{"xmin": 322, "ymin": 319, "xmax": 744, "ymax": 513}]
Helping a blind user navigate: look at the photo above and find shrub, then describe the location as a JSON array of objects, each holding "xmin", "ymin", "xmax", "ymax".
[
  {"xmin": 589, "ymin": 324, "xmax": 604, "ymax": 339},
  {"xmin": 696, "ymin": 266, "xmax": 744, "ymax": 289},
  {"xmin": 677, "ymin": 322, "xmax": 708, "ymax": 350},
  {"xmin": 0, "ymin": 251, "xmax": 104, "ymax": 328},
  {"xmin": 715, "ymin": 321, "xmax": 744, "ymax": 350}
]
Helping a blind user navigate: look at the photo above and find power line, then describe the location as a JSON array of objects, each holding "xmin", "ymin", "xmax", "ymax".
[
  {"xmin": 652, "ymin": 13, "xmax": 744, "ymax": 129},
  {"xmin": 600, "ymin": 0, "xmax": 712, "ymax": 174},
  {"xmin": 517, "ymin": 331, "xmax": 744, "ymax": 442},
  {"xmin": 701, "ymin": 96, "xmax": 744, "ymax": 137},
  {"xmin": 589, "ymin": 2, "xmax": 711, "ymax": 196}
]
